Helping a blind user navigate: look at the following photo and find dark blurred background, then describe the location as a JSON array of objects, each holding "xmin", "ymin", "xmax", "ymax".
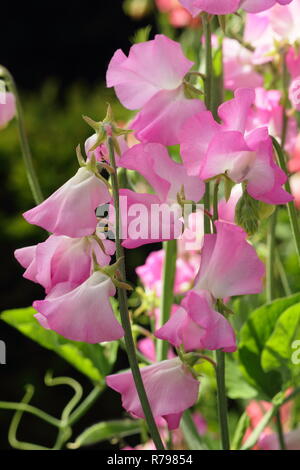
[{"xmin": 0, "ymin": 0, "xmax": 158, "ymax": 450}]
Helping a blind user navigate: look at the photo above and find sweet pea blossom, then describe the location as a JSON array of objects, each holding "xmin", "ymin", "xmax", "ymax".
[
  {"xmin": 15, "ymin": 235, "xmax": 114, "ymax": 294},
  {"xmin": 247, "ymin": 88, "xmax": 297, "ymax": 154},
  {"xmin": 290, "ymin": 173, "xmax": 300, "ymax": 208},
  {"xmin": 178, "ymin": 0, "xmax": 292, "ymax": 15},
  {"xmin": 223, "ymin": 38, "xmax": 263, "ymax": 91},
  {"xmin": 116, "ymin": 143, "xmax": 205, "ymax": 248},
  {"xmin": 136, "ymin": 248, "xmax": 199, "ymax": 296},
  {"xmin": 155, "ymin": 290, "xmax": 237, "ymax": 352},
  {"xmin": 244, "ymin": 1, "xmax": 300, "ymax": 66},
  {"xmin": 155, "ymin": 0, "xmax": 195, "ymax": 28},
  {"xmin": 23, "ymin": 167, "xmax": 111, "ymax": 238},
  {"xmin": 106, "ymin": 357, "xmax": 200, "ymax": 430},
  {"xmin": 33, "ymin": 271, "xmax": 124, "ymax": 343},
  {"xmin": 194, "ymin": 222, "xmax": 265, "ymax": 299},
  {"xmin": 106, "ymin": 34, "xmax": 205, "ymax": 145},
  {"xmin": 259, "ymin": 428, "xmax": 300, "ymax": 450},
  {"xmin": 180, "ymin": 88, "xmax": 293, "ymax": 205},
  {"xmin": 0, "ymin": 92, "xmax": 16, "ymax": 128}
]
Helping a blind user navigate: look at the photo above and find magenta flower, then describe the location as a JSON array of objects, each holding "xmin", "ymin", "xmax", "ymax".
[
  {"xmin": 23, "ymin": 167, "xmax": 111, "ymax": 237},
  {"xmin": 155, "ymin": 290, "xmax": 237, "ymax": 353},
  {"xmin": 179, "ymin": 0, "xmax": 292, "ymax": 15},
  {"xmin": 259, "ymin": 428, "xmax": 300, "ymax": 450},
  {"xmin": 106, "ymin": 35, "xmax": 204, "ymax": 145},
  {"xmin": 180, "ymin": 88, "xmax": 293, "ymax": 205},
  {"xmin": 106, "ymin": 357, "xmax": 199, "ymax": 430},
  {"xmin": 33, "ymin": 271, "xmax": 124, "ymax": 344},
  {"xmin": 194, "ymin": 222, "xmax": 265, "ymax": 299},
  {"xmin": 15, "ymin": 235, "xmax": 114, "ymax": 294},
  {"xmin": 0, "ymin": 92, "xmax": 16, "ymax": 128}
]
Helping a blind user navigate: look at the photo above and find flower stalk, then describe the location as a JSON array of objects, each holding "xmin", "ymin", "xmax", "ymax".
[
  {"xmin": 108, "ymin": 136, "xmax": 165, "ymax": 450},
  {"xmin": 0, "ymin": 66, "xmax": 43, "ymax": 205}
]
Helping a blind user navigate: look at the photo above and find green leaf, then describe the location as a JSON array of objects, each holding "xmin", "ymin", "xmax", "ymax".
[
  {"xmin": 68, "ymin": 420, "xmax": 142, "ymax": 449},
  {"xmin": 1, "ymin": 307, "xmax": 118, "ymax": 383},
  {"xmin": 238, "ymin": 293, "xmax": 300, "ymax": 399},
  {"xmin": 225, "ymin": 358, "xmax": 257, "ymax": 400},
  {"xmin": 261, "ymin": 302, "xmax": 300, "ymax": 384}
]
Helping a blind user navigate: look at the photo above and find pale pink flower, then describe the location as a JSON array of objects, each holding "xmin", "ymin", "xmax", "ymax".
[
  {"xmin": 155, "ymin": 290, "xmax": 237, "ymax": 352},
  {"xmin": 223, "ymin": 38, "xmax": 263, "ymax": 91},
  {"xmin": 180, "ymin": 88, "xmax": 293, "ymax": 205},
  {"xmin": 218, "ymin": 185, "xmax": 243, "ymax": 224},
  {"xmin": 178, "ymin": 0, "xmax": 292, "ymax": 15},
  {"xmin": 15, "ymin": 235, "xmax": 114, "ymax": 294},
  {"xmin": 106, "ymin": 34, "xmax": 204, "ymax": 145},
  {"xmin": 116, "ymin": 143, "xmax": 205, "ymax": 248},
  {"xmin": 194, "ymin": 221, "xmax": 265, "ymax": 299},
  {"xmin": 247, "ymin": 87, "xmax": 297, "ymax": 155},
  {"xmin": 136, "ymin": 248, "xmax": 199, "ymax": 296},
  {"xmin": 290, "ymin": 173, "xmax": 300, "ymax": 208},
  {"xmin": 138, "ymin": 337, "xmax": 175, "ymax": 362},
  {"xmin": 106, "ymin": 357, "xmax": 200, "ymax": 430},
  {"xmin": 0, "ymin": 92, "xmax": 16, "ymax": 128},
  {"xmin": 23, "ymin": 167, "xmax": 111, "ymax": 238},
  {"xmin": 259, "ymin": 428, "xmax": 300, "ymax": 450},
  {"xmin": 33, "ymin": 271, "xmax": 124, "ymax": 343},
  {"xmin": 244, "ymin": 2, "xmax": 300, "ymax": 65}
]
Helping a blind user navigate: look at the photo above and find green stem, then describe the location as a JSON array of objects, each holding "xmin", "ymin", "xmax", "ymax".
[
  {"xmin": 266, "ymin": 210, "xmax": 277, "ymax": 303},
  {"xmin": 0, "ymin": 66, "xmax": 43, "ymax": 205},
  {"xmin": 156, "ymin": 240, "xmax": 177, "ymax": 362},
  {"xmin": 108, "ymin": 137, "xmax": 164, "ymax": 451},
  {"xmin": 215, "ymin": 348, "xmax": 230, "ymax": 450},
  {"xmin": 275, "ymin": 410, "xmax": 286, "ymax": 450},
  {"xmin": 0, "ymin": 400, "xmax": 62, "ymax": 428},
  {"xmin": 272, "ymin": 137, "xmax": 300, "ymax": 265},
  {"xmin": 68, "ymin": 385, "xmax": 104, "ymax": 426},
  {"xmin": 276, "ymin": 250, "xmax": 292, "ymax": 296},
  {"xmin": 203, "ymin": 14, "xmax": 213, "ymax": 111},
  {"xmin": 212, "ymin": 183, "xmax": 230, "ymax": 450}
]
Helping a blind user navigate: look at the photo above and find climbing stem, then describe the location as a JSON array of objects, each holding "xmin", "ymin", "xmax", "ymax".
[
  {"xmin": 0, "ymin": 66, "xmax": 43, "ymax": 204},
  {"xmin": 108, "ymin": 137, "xmax": 164, "ymax": 450},
  {"xmin": 156, "ymin": 240, "xmax": 177, "ymax": 362},
  {"xmin": 272, "ymin": 137, "xmax": 300, "ymax": 264}
]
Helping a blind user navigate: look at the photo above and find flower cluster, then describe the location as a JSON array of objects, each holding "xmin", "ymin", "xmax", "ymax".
[{"xmin": 13, "ymin": 0, "xmax": 299, "ymax": 448}]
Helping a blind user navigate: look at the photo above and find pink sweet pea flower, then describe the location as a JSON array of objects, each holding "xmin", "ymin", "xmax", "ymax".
[
  {"xmin": 290, "ymin": 173, "xmax": 300, "ymax": 208},
  {"xmin": 218, "ymin": 185, "xmax": 243, "ymax": 224},
  {"xmin": 0, "ymin": 92, "xmax": 16, "ymax": 128},
  {"xmin": 223, "ymin": 38, "xmax": 263, "ymax": 91},
  {"xmin": 180, "ymin": 88, "xmax": 293, "ymax": 205},
  {"xmin": 106, "ymin": 357, "xmax": 200, "ymax": 430},
  {"xmin": 179, "ymin": 0, "xmax": 291, "ymax": 15},
  {"xmin": 288, "ymin": 133, "xmax": 300, "ymax": 173},
  {"xmin": 244, "ymin": 2, "xmax": 300, "ymax": 66},
  {"xmin": 15, "ymin": 235, "xmax": 114, "ymax": 294},
  {"xmin": 178, "ymin": 0, "xmax": 240, "ymax": 15},
  {"xmin": 120, "ymin": 143, "xmax": 205, "ymax": 204},
  {"xmin": 136, "ymin": 248, "xmax": 199, "ymax": 296},
  {"xmin": 194, "ymin": 221, "xmax": 265, "ymax": 299},
  {"xmin": 116, "ymin": 143, "xmax": 205, "ymax": 248},
  {"xmin": 155, "ymin": 0, "xmax": 196, "ymax": 28},
  {"xmin": 106, "ymin": 34, "xmax": 205, "ymax": 145},
  {"xmin": 155, "ymin": 290, "xmax": 237, "ymax": 352},
  {"xmin": 247, "ymin": 87, "xmax": 297, "ymax": 155},
  {"xmin": 33, "ymin": 271, "xmax": 124, "ymax": 343},
  {"xmin": 138, "ymin": 337, "xmax": 175, "ymax": 362},
  {"xmin": 258, "ymin": 428, "xmax": 300, "ymax": 450},
  {"xmin": 23, "ymin": 167, "xmax": 111, "ymax": 238}
]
